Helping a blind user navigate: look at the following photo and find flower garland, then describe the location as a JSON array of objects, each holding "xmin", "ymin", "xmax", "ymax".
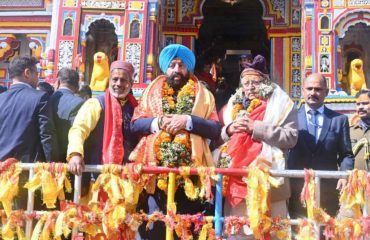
[
  {"xmin": 230, "ymin": 88, "xmax": 262, "ymax": 121},
  {"xmin": 162, "ymin": 79, "xmax": 196, "ymax": 115},
  {"xmin": 156, "ymin": 79, "xmax": 196, "ymax": 192}
]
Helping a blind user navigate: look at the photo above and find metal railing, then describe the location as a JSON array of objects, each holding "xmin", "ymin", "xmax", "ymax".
[{"xmin": 17, "ymin": 163, "xmax": 367, "ymax": 239}]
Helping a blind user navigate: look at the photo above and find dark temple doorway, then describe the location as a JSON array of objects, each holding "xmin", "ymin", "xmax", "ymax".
[{"xmin": 195, "ymin": 0, "xmax": 270, "ymax": 110}]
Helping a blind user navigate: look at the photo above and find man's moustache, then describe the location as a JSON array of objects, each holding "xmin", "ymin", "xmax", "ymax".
[{"xmin": 309, "ymin": 96, "xmax": 319, "ymax": 100}]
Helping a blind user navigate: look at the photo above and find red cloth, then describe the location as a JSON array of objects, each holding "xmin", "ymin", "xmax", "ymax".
[
  {"xmin": 226, "ymin": 101, "xmax": 267, "ymax": 207},
  {"xmin": 102, "ymin": 90, "xmax": 137, "ymax": 165}
]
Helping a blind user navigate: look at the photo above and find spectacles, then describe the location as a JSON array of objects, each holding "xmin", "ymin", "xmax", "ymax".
[{"xmin": 241, "ymin": 80, "xmax": 262, "ymax": 87}]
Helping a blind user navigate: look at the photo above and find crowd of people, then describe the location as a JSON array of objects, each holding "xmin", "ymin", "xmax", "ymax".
[{"xmin": 0, "ymin": 43, "xmax": 369, "ymax": 239}]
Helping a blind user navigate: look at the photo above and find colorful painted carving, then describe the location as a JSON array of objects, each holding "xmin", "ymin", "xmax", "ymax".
[{"xmin": 89, "ymin": 52, "xmax": 109, "ymax": 92}]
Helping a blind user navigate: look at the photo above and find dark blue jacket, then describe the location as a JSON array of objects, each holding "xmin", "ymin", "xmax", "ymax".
[
  {"xmin": 50, "ymin": 88, "xmax": 84, "ymax": 162},
  {"xmin": 0, "ymin": 84, "xmax": 58, "ymax": 162},
  {"xmin": 288, "ymin": 106, "xmax": 354, "ymax": 171}
]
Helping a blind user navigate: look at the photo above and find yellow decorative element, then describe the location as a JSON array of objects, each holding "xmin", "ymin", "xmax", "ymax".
[
  {"xmin": 89, "ymin": 52, "xmax": 110, "ymax": 92},
  {"xmin": 337, "ymin": 68, "xmax": 343, "ymax": 83},
  {"xmin": 24, "ymin": 163, "xmax": 72, "ymax": 209},
  {"xmin": 352, "ymin": 137, "xmax": 369, "ymax": 161},
  {"xmin": 0, "ymin": 41, "xmax": 11, "ymax": 60},
  {"xmin": 247, "ymin": 99, "xmax": 262, "ymax": 113},
  {"xmin": 296, "ymin": 219, "xmax": 316, "ymax": 240},
  {"xmin": 129, "ymin": 1, "xmax": 144, "ymax": 10},
  {"xmin": 339, "ymin": 169, "xmax": 368, "ymax": 218},
  {"xmin": 31, "ymin": 45, "xmax": 42, "ymax": 59},
  {"xmin": 199, "ymin": 218, "xmax": 215, "ymax": 240},
  {"xmin": 0, "ymin": 69, "xmax": 6, "ymax": 78},
  {"xmin": 231, "ymin": 103, "xmax": 243, "ymax": 120},
  {"xmin": 179, "ymin": 166, "xmax": 199, "ymax": 200},
  {"xmin": 157, "ymin": 174, "xmax": 168, "ymax": 192},
  {"xmin": 300, "ymin": 169, "xmax": 316, "ymax": 219},
  {"xmin": 102, "ymin": 202, "xmax": 128, "ymax": 238},
  {"xmin": 305, "ymin": 55, "xmax": 312, "ymax": 68},
  {"xmin": 147, "ymin": 53, "xmax": 153, "ymax": 65},
  {"xmin": 0, "ymin": 160, "xmax": 22, "ymax": 217},
  {"xmin": 198, "ymin": 167, "xmax": 217, "ymax": 201},
  {"xmin": 89, "ymin": 164, "xmax": 142, "ymax": 209},
  {"xmin": 348, "ymin": 59, "xmax": 367, "ymax": 96},
  {"xmin": 31, "ymin": 214, "xmax": 47, "ymax": 240},
  {"xmin": 0, "ymin": 22, "xmax": 51, "ymax": 27},
  {"xmin": 245, "ymin": 166, "xmax": 280, "ymax": 239},
  {"xmin": 335, "ymin": 218, "xmax": 363, "ymax": 239},
  {"xmin": 2, "ymin": 218, "xmax": 14, "ymax": 240}
]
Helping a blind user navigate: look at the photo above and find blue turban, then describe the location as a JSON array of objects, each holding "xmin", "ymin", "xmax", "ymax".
[{"xmin": 159, "ymin": 44, "xmax": 195, "ymax": 73}]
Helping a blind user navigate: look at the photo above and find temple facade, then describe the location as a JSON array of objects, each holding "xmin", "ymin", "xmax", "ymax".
[{"xmin": 0, "ymin": 0, "xmax": 370, "ymax": 101}]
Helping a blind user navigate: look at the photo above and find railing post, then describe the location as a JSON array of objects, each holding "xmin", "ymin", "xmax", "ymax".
[
  {"xmin": 215, "ymin": 173, "xmax": 223, "ymax": 238},
  {"xmin": 25, "ymin": 167, "xmax": 35, "ymax": 239},
  {"xmin": 72, "ymin": 174, "xmax": 82, "ymax": 238},
  {"xmin": 314, "ymin": 176, "xmax": 321, "ymax": 239},
  {"xmin": 166, "ymin": 172, "xmax": 176, "ymax": 240},
  {"xmin": 73, "ymin": 175, "xmax": 82, "ymax": 203}
]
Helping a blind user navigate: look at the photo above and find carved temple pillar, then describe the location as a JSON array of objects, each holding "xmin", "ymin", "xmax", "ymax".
[{"xmin": 146, "ymin": 2, "xmax": 158, "ymax": 83}]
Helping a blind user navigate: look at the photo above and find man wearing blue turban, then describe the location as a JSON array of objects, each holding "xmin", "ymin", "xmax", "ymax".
[
  {"xmin": 159, "ymin": 44, "xmax": 196, "ymax": 73},
  {"xmin": 130, "ymin": 44, "xmax": 221, "ymax": 239}
]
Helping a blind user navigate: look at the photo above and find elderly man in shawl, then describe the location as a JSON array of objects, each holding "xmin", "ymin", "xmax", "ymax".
[
  {"xmin": 67, "ymin": 60, "xmax": 138, "ymax": 187},
  {"xmin": 217, "ymin": 55, "xmax": 298, "ymax": 239},
  {"xmin": 130, "ymin": 44, "xmax": 221, "ymax": 237}
]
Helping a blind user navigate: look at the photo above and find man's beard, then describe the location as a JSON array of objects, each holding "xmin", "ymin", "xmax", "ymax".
[{"xmin": 167, "ymin": 72, "xmax": 189, "ymax": 91}]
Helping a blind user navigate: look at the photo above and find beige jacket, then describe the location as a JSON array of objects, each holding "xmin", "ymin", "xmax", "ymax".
[
  {"xmin": 220, "ymin": 104, "xmax": 298, "ymax": 202},
  {"xmin": 252, "ymin": 107, "xmax": 298, "ymax": 201},
  {"xmin": 350, "ymin": 122, "xmax": 370, "ymax": 170}
]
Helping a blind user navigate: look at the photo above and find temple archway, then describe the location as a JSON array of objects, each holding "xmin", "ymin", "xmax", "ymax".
[
  {"xmin": 335, "ymin": 11, "xmax": 370, "ymax": 91},
  {"xmin": 84, "ymin": 19, "xmax": 118, "ymax": 84},
  {"xmin": 195, "ymin": 0, "xmax": 270, "ymax": 108}
]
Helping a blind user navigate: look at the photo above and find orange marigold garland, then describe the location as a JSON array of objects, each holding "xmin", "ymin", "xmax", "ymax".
[
  {"xmin": 231, "ymin": 88, "xmax": 262, "ymax": 121},
  {"xmin": 156, "ymin": 79, "xmax": 196, "ymax": 194}
]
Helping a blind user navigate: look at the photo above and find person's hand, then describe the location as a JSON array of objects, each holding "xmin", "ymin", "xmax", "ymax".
[
  {"xmin": 226, "ymin": 116, "xmax": 254, "ymax": 136},
  {"xmin": 242, "ymin": 115, "xmax": 254, "ymax": 134},
  {"xmin": 159, "ymin": 115, "xmax": 173, "ymax": 130},
  {"xmin": 336, "ymin": 178, "xmax": 347, "ymax": 192},
  {"xmin": 68, "ymin": 153, "xmax": 85, "ymax": 176},
  {"xmin": 165, "ymin": 114, "xmax": 187, "ymax": 134}
]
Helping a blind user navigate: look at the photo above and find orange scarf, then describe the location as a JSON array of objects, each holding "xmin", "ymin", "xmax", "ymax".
[{"xmin": 226, "ymin": 101, "xmax": 267, "ymax": 207}]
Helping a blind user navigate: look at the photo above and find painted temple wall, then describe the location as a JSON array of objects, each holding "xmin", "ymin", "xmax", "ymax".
[
  {"xmin": 0, "ymin": 0, "xmax": 323, "ymax": 102},
  {"xmin": 306, "ymin": 1, "xmax": 370, "ymax": 95}
]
